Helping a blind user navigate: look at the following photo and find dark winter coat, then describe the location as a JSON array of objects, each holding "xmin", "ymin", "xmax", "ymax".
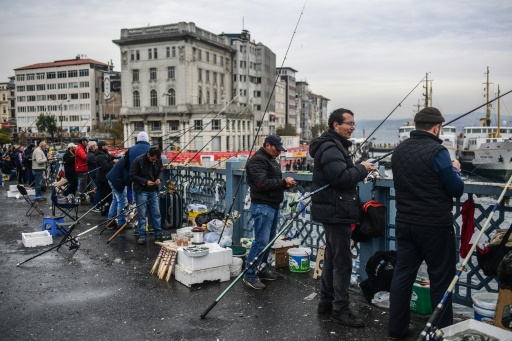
[
  {"xmin": 310, "ymin": 129, "xmax": 368, "ymax": 224},
  {"xmin": 129, "ymin": 154, "xmax": 162, "ymax": 193},
  {"xmin": 62, "ymin": 150, "xmax": 76, "ymax": 174},
  {"xmin": 96, "ymin": 149, "xmax": 115, "ymax": 184},
  {"xmin": 106, "ymin": 158, "xmax": 127, "ymax": 192},
  {"xmin": 123, "ymin": 141, "xmax": 151, "ymax": 186},
  {"xmin": 86, "ymin": 150, "xmax": 98, "ymax": 179},
  {"xmin": 246, "ymin": 147, "xmax": 287, "ymax": 209}
]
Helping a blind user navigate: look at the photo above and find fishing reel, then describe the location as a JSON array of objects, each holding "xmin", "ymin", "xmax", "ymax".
[
  {"xmin": 364, "ymin": 170, "xmax": 382, "ymax": 183},
  {"xmin": 424, "ymin": 328, "xmax": 444, "ymax": 341}
]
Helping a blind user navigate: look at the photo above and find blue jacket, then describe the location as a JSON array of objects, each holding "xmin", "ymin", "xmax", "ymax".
[
  {"xmin": 106, "ymin": 158, "xmax": 127, "ymax": 192},
  {"xmin": 123, "ymin": 141, "xmax": 152, "ymax": 186}
]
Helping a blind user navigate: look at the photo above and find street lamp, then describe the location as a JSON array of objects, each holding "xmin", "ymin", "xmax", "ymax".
[{"xmin": 53, "ymin": 99, "xmax": 70, "ymax": 148}]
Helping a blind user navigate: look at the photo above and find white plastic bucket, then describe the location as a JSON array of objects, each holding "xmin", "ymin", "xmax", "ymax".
[
  {"xmin": 287, "ymin": 247, "xmax": 311, "ymax": 273},
  {"xmin": 472, "ymin": 292, "xmax": 498, "ymax": 324},
  {"xmin": 229, "ymin": 257, "xmax": 243, "ymax": 277}
]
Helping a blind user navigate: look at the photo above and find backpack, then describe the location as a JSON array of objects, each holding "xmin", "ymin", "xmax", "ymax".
[
  {"xmin": 359, "ymin": 250, "xmax": 397, "ymax": 303},
  {"xmin": 351, "ymin": 200, "xmax": 386, "ymax": 242},
  {"xmin": 195, "ymin": 210, "xmax": 225, "ymax": 226}
]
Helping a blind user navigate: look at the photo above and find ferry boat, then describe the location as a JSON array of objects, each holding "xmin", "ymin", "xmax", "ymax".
[
  {"xmin": 457, "ymin": 67, "xmax": 511, "ymax": 180},
  {"xmin": 398, "ymin": 122, "xmax": 458, "ymax": 160}
]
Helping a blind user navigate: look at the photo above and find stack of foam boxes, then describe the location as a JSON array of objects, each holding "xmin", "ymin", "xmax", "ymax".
[
  {"xmin": 7, "ymin": 185, "xmax": 35, "ymax": 198},
  {"xmin": 174, "ymin": 243, "xmax": 233, "ymax": 287}
]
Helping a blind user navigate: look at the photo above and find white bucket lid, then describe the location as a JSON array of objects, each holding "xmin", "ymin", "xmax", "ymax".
[{"xmin": 287, "ymin": 247, "xmax": 311, "ymax": 256}]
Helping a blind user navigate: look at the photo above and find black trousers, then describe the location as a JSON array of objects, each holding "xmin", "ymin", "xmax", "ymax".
[
  {"xmin": 99, "ymin": 181, "xmax": 112, "ymax": 207},
  {"xmin": 319, "ymin": 223, "xmax": 353, "ymax": 314},
  {"xmin": 63, "ymin": 172, "xmax": 78, "ymax": 196},
  {"xmin": 389, "ymin": 222, "xmax": 456, "ymax": 338}
]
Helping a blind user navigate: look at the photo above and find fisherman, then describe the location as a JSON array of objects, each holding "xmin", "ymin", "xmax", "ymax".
[
  {"xmin": 96, "ymin": 141, "xmax": 117, "ymax": 214},
  {"xmin": 388, "ymin": 107, "xmax": 464, "ymax": 340},
  {"xmin": 32, "ymin": 141, "xmax": 52, "ymax": 201},
  {"xmin": 129, "ymin": 147, "xmax": 165, "ymax": 245},
  {"xmin": 62, "ymin": 143, "xmax": 78, "ymax": 197},
  {"xmin": 242, "ymin": 134, "xmax": 297, "ymax": 289},
  {"xmin": 75, "ymin": 136, "xmax": 91, "ymax": 204},
  {"xmin": 310, "ymin": 108, "xmax": 374, "ymax": 327},
  {"xmin": 86, "ymin": 141, "xmax": 101, "ymax": 211}
]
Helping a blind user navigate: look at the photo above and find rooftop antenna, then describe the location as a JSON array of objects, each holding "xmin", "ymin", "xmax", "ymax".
[{"xmin": 242, "ymin": 16, "xmax": 244, "ymax": 31}]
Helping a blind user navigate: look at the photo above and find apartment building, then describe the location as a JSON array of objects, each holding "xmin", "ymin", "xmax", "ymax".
[
  {"xmin": 276, "ymin": 67, "xmax": 299, "ymax": 131},
  {"xmin": 14, "ymin": 56, "xmax": 112, "ymax": 139},
  {"xmin": 113, "ymin": 22, "xmax": 254, "ymax": 151},
  {"xmin": 0, "ymin": 82, "xmax": 9, "ymax": 123}
]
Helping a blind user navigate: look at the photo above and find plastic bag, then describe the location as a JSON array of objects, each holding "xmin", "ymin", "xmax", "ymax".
[
  {"xmin": 207, "ymin": 219, "xmax": 233, "ymax": 237},
  {"xmin": 219, "ymin": 235, "xmax": 232, "ymax": 247},
  {"xmin": 204, "ymin": 232, "xmax": 219, "ymax": 243}
]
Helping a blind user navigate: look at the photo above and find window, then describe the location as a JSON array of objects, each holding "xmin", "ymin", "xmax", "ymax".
[
  {"xmin": 36, "ymin": 73, "xmax": 45, "ymax": 80},
  {"xmin": 198, "ymin": 68, "xmax": 202, "ymax": 81},
  {"xmin": 169, "ymin": 120, "xmax": 179, "ymax": 131},
  {"xmin": 47, "ymin": 72, "xmax": 56, "ymax": 79},
  {"xmin": 213, "ymin": 54, "xmax": 217, "ymax": 64},
  {"xmin": 206, "ymin": 52, "xmax": 210, "ymax": 62},
  {"xmin": 213, "ymin": 72, "xmax": 217, "ymax": 85},
  {"xmin": 36, "ymin": 95, "xmax": 46, "ymax": 101},
  {"xmin": 150, "ymin": 89, "xmax": 158, "ymax": 106},
  {"xmin": 194, "ymin": 120, "xmax": 203, "ymax": 130},
  {"xmin": 48, "ymin": 94, "xmax": 56, "ymax": 101},
  {"xmin": 17, "ymin": 96, "xmax": 26, "ymax": 102},
  {"xmin": 58, "ymin": 94, "xmax": 68, "ymax": 100},
  {"xmin": 206, "ymin": 91, "xmax": 210, "ymax": 104},
  {"xmin": 26, "ymin": 85, "xmax": 35, "ymax": 91},
  {"xmin": 27, "ymin": 95, "xmax": 36, "ymax": 101},
  {"xmin": 220, "ymin": 74, "xmax": 224, "ymax": 86},
  {"xmin": 167, "ymin": 66, "xmax": 175, "ymax": 79},
  {"xmin": 150, "ymin": 68, "xmax": 157, "ymax": 80},
  {"xmin": 148, "ymin": 48, "xmax": 152, "ymax": 59},
  {"xmin": 136, "ymin": 50, "xmax": 140, "ymax": 60},
  {"xmin": 167, "ymin": 89, "xmax": 176, "ymax": 105},
  {"xmin": 198, "ymin": 90, "xmax": 203, "ymax": 104},
  {"xmin": 150, "ymin": 121, "xmax": 161, "ymax": 131},
  {"xmin": 16, "ymin": 75, "xmax": 25, "ymax": 81},
  {"xmin": 58, "ymin": 83, "xmax": 67, "ymax": 89},
  {"xmin": 166, "ymin": 47, "xmax": 170, "ymax": 58},
  {"xmin": 36, "ymin": 84, "xmax": 45, "ymax": 91},
  {"xmin": 206, "ymin": 71, "xmax": 210, "ymax": 83},
  {"xmin": 80, "ymin": 93, "xmax": 90, "ymax": 99},
  {"xmin": 68, "ymin": 82, "xmax": 79, "ymax": 88},
  {"xmin": 57, "ymin": 71, "xmax": 67, "ymax": 78},
  {"xmin": 134, "ymin": 121, "xmax": 144, "ymax": 131},
  {"xmin": 47, "ymin": 84, "xmax": 56, "ymax": 90},
  {"xmin": 132, "ymin": 69, "xmax": 139, "ymax": 81},
  {"xmin": 70, "ymin": 93, "xmax": 79, "ymax": 100},
  {"xmin": 220, "ymin": 56, "xmax": 224, "ymax": 66},
  {"xmin": 133, "ymin": 91, "xmax": 140, "ymax": 107},
  {"xmin": 212, "ymin": 119, "xmax": 221, "ymax": 130},
  {"xmin": 27, "ymin": 74, "xmax": 35, "ymax": 80},
  {"xmin": 172, "ymin": 46, "xmax": 176, "ymax": 57},
  {"xmin": 197, "ymin": 49, "xmax": 202, "ymax": 61},
  {"xmin": 131, "ymin": 51, "xmax": 135, "ymax": 61},
  {"xmin": 68, "ymin": 70, "xmax": 78, "ymax": 78},
  {"xmin": 213, "ymin": 91, "xmax": 217, "ymax": 104},
  {"xmin": 79, "ymin": 69, "xmax": 89, "ymax": 77},
  {"xmin": 79, "ymin": 81, "xmax": 89, "ymax": 87}
]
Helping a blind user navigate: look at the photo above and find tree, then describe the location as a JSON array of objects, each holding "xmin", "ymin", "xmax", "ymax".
[
  {"xmin": 35, "ymin": 114, "xmax": 58, "ymax": 139},
  {"xmin": 0, "ymin": 127, "xmax": 11, "ymax": 145},
  {"xmin": 276, "ymin": 123, "xmax": 297, "ymax": 136},
  {"xmin": 311, "ymin": 123, "xmax": 328, "ymax": 138}
]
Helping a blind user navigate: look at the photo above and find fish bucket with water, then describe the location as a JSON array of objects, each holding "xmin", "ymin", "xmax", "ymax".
[
  {"xmin": 287, "ymin": 247, "xmax": 311, "ymax": 273},
  {"xmin": 472, "ymin": 292, "xmax": 498, "ymax": 325}
]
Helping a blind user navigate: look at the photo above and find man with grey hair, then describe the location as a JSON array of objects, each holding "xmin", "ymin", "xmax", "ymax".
[{"xmin": 32, "ymin": 141, "xmax": 51, "ymax": 201}]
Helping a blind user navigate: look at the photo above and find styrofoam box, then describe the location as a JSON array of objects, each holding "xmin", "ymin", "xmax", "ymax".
[
  {"xmin": 22, "ymin": 231, "xmax": 53, "ymax": 247},
  {"xmin": 7, "ymin": 189, "xmax": 35, "ymax": 197},
  {"xmin": 174, "ymin": 263, "xmax": 230, "ymax": 287},
  {"xmin": 440, "ymin": 319, "xmax": 512, "ymax": 340},
  {"xmin": 272, "ymin": 238, "xmax": 301, "ymax": 249},
  {"xmin": 177, "ymin": 242, "xmax": 233, "ymax": 271}
]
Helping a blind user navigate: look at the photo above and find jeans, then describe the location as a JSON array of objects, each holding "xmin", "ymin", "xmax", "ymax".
[
  {"xmin": 108, "ymin": 180, "xmax": 127, "ymax": 226},
  {"xmin": 92, "ymin": 178, "xmax": 101, "ymax": 208},
  {"xmin": 32, "ymin": 170, "xmax": 44, "ymax": 197},
  {"xmin": 388, "ymin": 222, "xmax": 456, "ymax": 338},
  {"xmin": 244, "ymin": 204, "xmax": 279, "ymax": 280},
  {"xmin": 319, "ymin": 223, "xmax": 353, "ymax": 314},
  {"xmin": 134, "ymin": 191, "xmax": 162, "ymax": 238}
]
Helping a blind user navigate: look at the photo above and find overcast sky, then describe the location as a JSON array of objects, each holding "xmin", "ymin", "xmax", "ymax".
[{"xmin": 2, "ymin": 0, "xmax": 512, "ymax": 122}]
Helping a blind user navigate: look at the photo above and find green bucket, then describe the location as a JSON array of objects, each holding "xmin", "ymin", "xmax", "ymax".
[{"xmin": 287, "ymin": 247, "xmax": 311, "ymax": 272}]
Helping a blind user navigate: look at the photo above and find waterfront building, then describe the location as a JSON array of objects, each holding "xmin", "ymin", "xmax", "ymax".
[
  {"xmin": 113, "ymin": 22, "xmax": 254, "ymax": 152},
  {"xmin": 296, "ymin": 81, "xmax": 330, "ymax": 142},
  {"xmin": 274, "ymin": 80, "xmax": 287, "ymax": 131},
  {"xmin": 0, "ymin": 82, "xmax": 10, "ymax": 123},
  {"xmin": 276, "ymin": 67, "xmax": 299, "ymax": 131},
  {"xmin": 14, "ymin": 56, "xmax": 112, "ymax": 143}
]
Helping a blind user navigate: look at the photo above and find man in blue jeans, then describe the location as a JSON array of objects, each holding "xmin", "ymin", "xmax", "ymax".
[
  {"xmin": 243, "ymin": 135, "xmax": 296, "ymax": 289},
  {"xmin": 31, "ymin": 141, "xmax": 52, "ymax": 201},
  {"xmin": 129, "ymin": 147, "xmax": 165, "ymax": 245},
  {"xmin": 106, "ymin": 155, "xmax": 127, "ymax": 229}
]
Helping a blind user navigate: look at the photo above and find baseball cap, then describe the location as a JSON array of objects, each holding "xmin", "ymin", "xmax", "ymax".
[{"xmin": 264, "ymin": 135, "xmax": 287, "ymax": 152}]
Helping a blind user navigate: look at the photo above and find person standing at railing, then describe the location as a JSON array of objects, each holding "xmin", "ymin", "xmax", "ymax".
[
  {"xmin": 75, "ymin": 136, "xmax": 91, "ymax": 205},
  {"xmin": 86, "ymin": 141, "xmax": 101, "ymax": 212},
  {"xmin": 388, "ymin": 107, "xmax": 464, "ymax": 340},
  {"xmin": 242, "ymin": 134, "xmax": 297, "ymax": 290},
  {"xmin": 32, "ymin": 141, "xmax": 52, "ymax": 201},
  {"xmin": 62, "ymin": 143, "xmax": 78, "ymax": 198},
  {"xmin": 310, "ymin": 108, "xmax": 374, "ymax": 328}
]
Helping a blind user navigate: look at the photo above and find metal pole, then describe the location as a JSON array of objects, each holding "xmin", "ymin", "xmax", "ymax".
[{"xmin": 60, "ymin": 104, "xmax": 63, "ymax": 148}]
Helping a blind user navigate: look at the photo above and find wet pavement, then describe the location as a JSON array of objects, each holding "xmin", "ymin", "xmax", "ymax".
[{"xmin": 0, "ymin": 181, "xmax": 469, "ymax": 341}]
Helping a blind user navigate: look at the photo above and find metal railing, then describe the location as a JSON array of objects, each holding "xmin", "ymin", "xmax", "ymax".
[{"xmin": 162, "ymin": 159, "xmax": 511, "ymax": 307}]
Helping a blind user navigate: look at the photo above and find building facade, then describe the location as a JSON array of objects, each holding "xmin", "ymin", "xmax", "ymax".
[
  {"xmin": 0, "ymin": 82, "xmax": 9, "ymax": 123},
  {"xmin": 113, "ymin": 22, "xmax": 254, "ymax": 152},
  {"xmin": 276, "ymin": 67, "xmax": 299, "ymax": 131},
  {"xmin": 14, "ymin": 56, "xmax": 111, "ymax": 143}
]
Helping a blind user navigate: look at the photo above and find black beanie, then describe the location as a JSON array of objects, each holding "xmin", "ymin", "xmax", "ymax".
[
  {"xmin": 414, "ymin": 107, "xmax": 445, "ymax": 123},
  {"xmin": 97, "ymin": 140, "xmax": 108, "ymax": 148}
]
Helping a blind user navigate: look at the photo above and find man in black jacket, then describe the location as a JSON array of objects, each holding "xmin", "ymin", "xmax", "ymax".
[
  {"xmin": 242, "ymin": 135, "xmax": 297, "ymax": 290},
  {"xmin": 62, "ymin": 143, "xmax": 78, "ymax": 197},
  {"xmin": 96, "ymin": 141, "xmax": 117, "ymax": 212},
  {"xmin": 129, "ymin": 147, "xmax": 164, "ymax": 245},
  {"xmin": 310, "ymin": 108, "xmax": 374, "ymax": 327}
]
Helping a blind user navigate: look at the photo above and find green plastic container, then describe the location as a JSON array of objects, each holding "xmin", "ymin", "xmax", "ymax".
[
  {"xmin": 410, "ymin": 280, "xmax": 432, "ymax": 314},
  {"xmin": 287, "ymin": 248, "xmax": 311, "ymax": 273}
]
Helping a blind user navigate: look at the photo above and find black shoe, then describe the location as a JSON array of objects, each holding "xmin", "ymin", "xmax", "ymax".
[
  {"xmin": 242, "ymin": 277, "xmax": 266, "ymax": 290},
  {"xmin": 388, "ymin": 325, "xmax": 415, "ymax": 340},
  {"xmin": 330, "ymin": 312, "xmax": 365, "ymax": 328},
  {"xmin": 155, "ymin": 234, "xmax": 168, "ymax": 242},
  {"xmin": 258, "ymin": 270, "xmax": 278, "ymax": 281},
  {"xmin": 137, "ymin": 237, "xmax": 146, "ymax": 245},
  {"xmin": 107, "ymin": 221, "xmax": 118, "ymax": 230},
  {"xmin": 317, "ymin": 302, "xmax": 333, "ymax": 315}
]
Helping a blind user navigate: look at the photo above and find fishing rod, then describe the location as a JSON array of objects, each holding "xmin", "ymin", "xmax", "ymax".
[
  {"xmin": 352, "ymin": 74, "xmax": 427, "ymax": 158},
  {"xmin": 16, "ymin": 192, "xmax": 113, "ymax": 266},
  {"xmin": 184, "ymin": 106, "xmax": 250, "ymax": 167},
  {"xmin": 201, "ymin": 193, "xmax": 316, "ymax": 319},
  {"xmin": 417, "ymin": 173, "xmax": 512, "ymax": 341},
  {"xmin": 370, "ymin": 89, "xmax": 512, "ymax": 163},
  {"xmin": 168, "ymin": 91, "xmax": 243, "ymax": 164}
]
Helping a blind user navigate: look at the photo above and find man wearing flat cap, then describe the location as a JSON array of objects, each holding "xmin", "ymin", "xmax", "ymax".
[
  {"xmin": 388, "ymin": 107, "xmax": 464, "ymax": 339},
  {"xmin": 243, "ymin": 134, "xmax": 297, "ymax": 289}
]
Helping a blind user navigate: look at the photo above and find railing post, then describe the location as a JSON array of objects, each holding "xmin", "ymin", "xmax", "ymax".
[{"xmin": 225, "ymin": 158, "xmax": 244, "ymax": 244}]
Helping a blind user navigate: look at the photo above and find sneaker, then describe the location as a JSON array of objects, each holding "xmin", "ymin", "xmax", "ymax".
[
  {"xmin": 155, "ymin": 234, "xmax": 169, "ymax": 242},
  {"xmin": 317, "ymin": 302, "xmax": 333, "ymax": 315},
  {"xmin": 36, "ymin": 197, "xmax": 47, "ymax": 202},
  {"xmin": 91, "ymin": 208, "xmax": 101, "ymax": 213},
  {"xmin": 242, "ymin": 277, "xmax": 266, "ymax": 290},
  {"xmin": 330, "ymin": 312, "xmax": 365, "ymax": 328},
  {"xmin": 137, "ymin": 237, "xmax": 146, "ymax": 245},
  {"xmin": 107, "ymin": 221, "xmax": 118, "ymax": 230},
  {"xmin": 258, "ymin": 270, "xmax": 278, "ymax": 281}
]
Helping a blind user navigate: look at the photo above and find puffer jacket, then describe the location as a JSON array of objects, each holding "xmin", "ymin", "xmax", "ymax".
[
  {"xmin": 310, "ymin": 129, "xmax": 368, "ymax": 224},
  {"xmin": 96, "ymin": 149, "xmax": 115, "ymax": 183},
  {"xmin": 246, "ymin": 147, "xmax": 287, "ymax": 209},
  {"xmin": 123, "ymin": 141, "xmax": 151, "ymax": 186},
  {"xmin": 75, "ymin": 144, "xmax": 87, "ymax": 173},
  {"xmin": 129, "ymin": 153, "xmax": 162, "ymax": 193}
]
